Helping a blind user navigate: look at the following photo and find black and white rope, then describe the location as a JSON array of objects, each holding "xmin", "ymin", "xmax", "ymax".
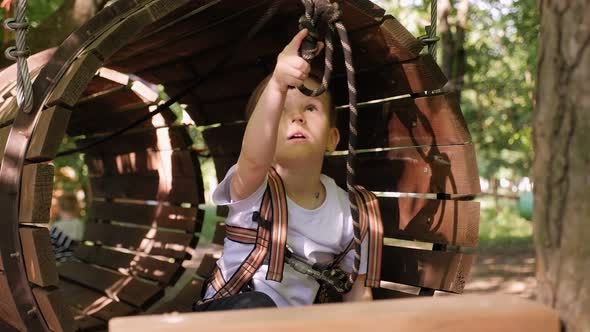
[
  {"xmin": 3, "ymin": 0, "xmax": 33, "ymax": 114},
  {"xmin": 297, "ymin": 0, "xmax": 360, "ymax": 292}
]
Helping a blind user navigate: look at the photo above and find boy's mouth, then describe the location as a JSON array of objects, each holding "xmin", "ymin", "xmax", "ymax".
[{"xmin": 288, "ymin": 131, "xmax": 307, "ymax": 140}]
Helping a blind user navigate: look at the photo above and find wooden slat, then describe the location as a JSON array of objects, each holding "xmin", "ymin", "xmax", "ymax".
[
  {"xmin": 150, "ymin": 278, "xmax": 204, "ymax": 314},
  {"xmin": 110, "ymin": 295, "xmax": 561, "ymax": 332},
  {"xmin": 58, "ymin": 260, "xmax": 164, "ymax": 309},
  {"xmin": 67, "ymin": 105, "xmax": 166, "ymax": 136},
  {"xmin": 89, "ymin": 174, "xmax": 203, "ymax": 204},
  {"xmin": 19, "ymin": 227, "xmax": 59, "ymax": 287},
  {"xmin": 336, "ymin": 93, "xmax": 471, "ymax": 150},
  {"xmin": 19, "ymin": 163, "xmax": 54, "ymax": 223},
  {"xmin": 59, "ymin": 280, "xmax": 136, "ymax": 321},
  {"xmin": 196, "ymin": 254, "xmax": 218, "ymax": 279},
  {"xmin": 89, "ymin": 200, "xmax": 202, "ymax": 233},
  {"xmin": 77, "ymin": 126, "xmax": 192, "ymax": 156},
  {"xmin": 380, "ymin": 245, "xmax": 473, "ymax": 293},
  {"xmin": 0, "ymin": 125, "xmax": 10, "ymax": 161},
  {"xmin": 0, "ymin": 300, "xmax": 24, "ymax": 332},
  {"xmin": 211, "ymin": 223, "xmax": 226, "ymax": 246},
  {"xmin": 212, "ymin": 144, "xmax": 480, "ymax": 195},
  {"xmin": 82, "ymin": 222, "xmax": 195, "ymax": 260},
  {"xmin": 69, "ymin": 307, "xmax": 107, "ymax": 331},
  {"xmin": 371, "ymin": 287, "xmax": 418, "ymax": 300},
  {"xmin": 0, "ymin": 96, "xmax": 18, "ymax": 127},
  {"xmin": 322, "ymin": 144, "xmax": 481, "ymax": 195},
  {"xmin": 31, "ymin": 287, "xmax": 75, "ymax": 332},
  {"xmin": 46, "ymin": 52, "xmax": 104, "ymax": 107},
  {"xmin": 203, "ymin": 93, "xmax": 470, "ymax": 154},
  {"xmin": 86, "ymin": 150, "xmax": 200, "ymax": 178},
  {"xmin": 74, "ymin": 245, "xmax": 182, "ymax": 284},
  {"xmin": 26, "ymin": 106, "xmax": 72, "ymax": 162},
  {"xmin": 380, "ymin": 197, "xmax": 480, "ymax": 247}
]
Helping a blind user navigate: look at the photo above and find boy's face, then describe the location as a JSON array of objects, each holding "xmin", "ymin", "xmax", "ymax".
[{"xmin": 274, "ymin": 79, "xmax": 340, "ymax": 166}]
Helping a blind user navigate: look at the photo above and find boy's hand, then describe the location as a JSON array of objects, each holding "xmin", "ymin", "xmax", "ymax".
[{"xmin": 271, "ymin": 29, "xmax": 312, "ymax": 92}]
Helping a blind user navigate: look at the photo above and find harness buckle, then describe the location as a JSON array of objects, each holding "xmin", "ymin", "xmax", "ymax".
[{"xmin": 252, "ymin": 211, "xmax": 272, "ymax": 230}]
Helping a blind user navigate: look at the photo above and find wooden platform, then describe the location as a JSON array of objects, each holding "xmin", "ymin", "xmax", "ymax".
[{"xmin": 110, "ymin": 295, "xmax": 560, "ymax": 332}]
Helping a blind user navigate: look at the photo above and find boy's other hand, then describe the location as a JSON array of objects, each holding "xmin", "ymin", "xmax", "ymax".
[{"xmin": 271, "ymin": 29, "xmax": 312, "ymax": 93}]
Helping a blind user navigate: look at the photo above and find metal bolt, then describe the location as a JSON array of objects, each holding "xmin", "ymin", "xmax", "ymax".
[
  {"xmin": 411, "ymin": 121, "xmax": 417, "ymax": 127},
  {"xmin": 423, "ymin": 167, "xmax": 429, "ymax": 174},
  {"xmin": 10, "ymin": 252, "xmax": 20, "ymax": 258},
  {"xmin": 27, "ymin": 307, "xmax": 37, "ymax": 316}
]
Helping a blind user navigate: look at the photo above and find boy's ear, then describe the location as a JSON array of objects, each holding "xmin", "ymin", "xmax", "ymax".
[{"xmin": 326, "ymin": 127, "xmax": 340, "ymax": 152}]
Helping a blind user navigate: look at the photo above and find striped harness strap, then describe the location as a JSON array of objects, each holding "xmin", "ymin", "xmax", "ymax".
[
  {"xmin": 209, "ymin": 168, "xmax": 288, "ymax": 300},
  {"xmin": 209, "ymin": 170, "xmax": 383, "ymax": 299}
]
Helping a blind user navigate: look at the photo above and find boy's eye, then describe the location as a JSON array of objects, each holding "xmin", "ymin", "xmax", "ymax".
[{"xmin": 305, "ymin": 106, "xmax": 316, "ymax": 112}]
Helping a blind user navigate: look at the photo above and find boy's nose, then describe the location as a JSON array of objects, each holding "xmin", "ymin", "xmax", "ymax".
[{"xmin": 289, "ymin": 109, "xmax": 305, "ymax": 123}]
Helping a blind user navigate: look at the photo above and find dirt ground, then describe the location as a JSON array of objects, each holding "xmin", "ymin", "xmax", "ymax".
[{"xmin": 444, "ymin": 246, "xmax": 537, "ymax": 299}]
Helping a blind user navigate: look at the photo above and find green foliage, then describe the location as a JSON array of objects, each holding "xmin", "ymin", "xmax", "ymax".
[
  {"xmin": 0, "ymin": 0, "xmax": 63, "ymax": 44},
  {"xmin": 377, "ymin": 0, "xmax": 538, "ymax": 181},
  {"xmin": 478, "ymin": 197, "xmax": 533, "ymax": 248}
]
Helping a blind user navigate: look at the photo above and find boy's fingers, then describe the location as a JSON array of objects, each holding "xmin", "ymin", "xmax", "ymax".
[{"xmin": 284, "ymin": 28, "xmax": 309, "ymax": 54}]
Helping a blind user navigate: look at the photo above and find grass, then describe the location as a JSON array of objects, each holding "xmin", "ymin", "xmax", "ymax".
[{"xmin": 476, "ymin": 196, "xmax": 534, "ymax": 250}]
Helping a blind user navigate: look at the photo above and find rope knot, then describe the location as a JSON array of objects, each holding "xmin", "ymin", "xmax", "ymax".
[{"xmin": 298, "ymin": 0, "xmax": 341, "ymax": 62}]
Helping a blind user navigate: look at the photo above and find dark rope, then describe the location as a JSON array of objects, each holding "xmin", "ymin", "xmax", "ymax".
[
  {"xmin": 296, "ymin": 0, "xmax": 360, "ymax": 292},
  {"xmin": 56, "ymin": 0, "xmax": 283, "ymax": 158}
]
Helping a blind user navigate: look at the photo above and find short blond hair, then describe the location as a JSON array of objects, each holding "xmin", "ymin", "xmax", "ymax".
[{"xmin": 244, "ymin": 74, "xmax": 337, "ymax": 127}]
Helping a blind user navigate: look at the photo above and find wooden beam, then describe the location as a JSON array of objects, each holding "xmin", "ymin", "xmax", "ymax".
[
  {"xmin": 19, "ymin": 163, "xmax": 54, "ymax": 224},
  {"xmin": 109, "ymin": 295, "xmax": 561, "ymax": 332},
  {"xmin": 58, "ymin": 260, "xmax": 164, "ymax": 309},
  {"xmin": 380, "ymin": 246, "xmax": 473, "ymax": 293},
  {"xmin": 19, "ymin": 227, "xmax": 59, "ymax": 287},
  {"xmin": 82, "ymin": 222, "xmax": 195, "ymax": 259},
  {"xmin": 74, "ymin": 245, "xmax": 183, "ymax": 285},
  {"xmin": 59, "ymin": 280, "xmax": 136, "ymax": 321},
  {"xmin": 31, "ymin": 287, "xmax": 75, "ymax": 332},
  {"xmin": 26, "ymin": 106, "xmax": 72, "ymax": 162}
]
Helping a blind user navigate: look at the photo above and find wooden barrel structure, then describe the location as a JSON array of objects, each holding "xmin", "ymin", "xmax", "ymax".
[{"xmin": 0, "ymin": 0, "xmax": 481, "ymax": 331}]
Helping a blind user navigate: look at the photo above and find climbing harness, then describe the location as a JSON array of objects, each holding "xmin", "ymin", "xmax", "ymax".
[
  {"xmin": 205, "ymin": 168, "xmax": 383, "ymax": 302},
  {"xmin": 3, "ymin": 0, "xmax": 34, "ymax": 114}
]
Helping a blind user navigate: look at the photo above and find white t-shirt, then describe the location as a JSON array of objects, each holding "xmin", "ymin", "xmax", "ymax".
[{"xmin": 204, "ymin": 165, "xmax": 368, "ymax": 307}]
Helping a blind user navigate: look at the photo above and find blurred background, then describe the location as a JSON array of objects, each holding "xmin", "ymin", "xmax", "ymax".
[{"xmin": 1, "ymin": 0, "xmax": 538, "ymax": 299}]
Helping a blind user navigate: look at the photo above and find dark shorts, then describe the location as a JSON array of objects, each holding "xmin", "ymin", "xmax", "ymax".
[{"xmin": 193, "ymin": 291, "xmax": 277, "ymax": 312}]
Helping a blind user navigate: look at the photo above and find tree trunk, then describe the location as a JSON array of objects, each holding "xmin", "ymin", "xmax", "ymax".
[
  {"xmin": 438, "ymin": 0, "xmax": 469, "ymax": 101},
  {"xmin": 534, "ymin": 1, "xmax": 590, "ymax": 331},
  {"xmin": 1, "ymin": 0, "xmax": 107, "ymax": 68}
]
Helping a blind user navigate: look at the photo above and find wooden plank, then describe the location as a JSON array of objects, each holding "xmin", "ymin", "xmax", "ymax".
[
  {"xmin": 0, "ymin": 125, "xmax": 10, "ymax": 162},
  {"xmin": 19, "ymin": 227, "xmax": 59, "ymax": 287},
  {"xmin": 75, "ymin": 86, "xmax": 150, "ymax": 113},
  {"xmin": 77, "ymin": 126, "xmax": 192, "ymax": 156},
  {"xmin": 82, "ymin": 222, "xmax": 195, "ymax": 260},
  {"xmin": 86, "ymin": 149, "xmax": 200, "ymax": 178},
  {"xmin": 196, "ymin": 254, "xmax": 217, "ymax": 279},
  {"xmin": 322, "ymin": 144, "xmax": 481, "ymax": 195},
  {"xmin": 212, "ymin": 144, "xmax": 480, "ymax": 195},
  {"xmin": 46, "ymin": 52, "xmax": 104, "ymax": 107},
  {"xmin": 371, "ymin": 287, "xmax": 418, "ymax": 300},
  {"xmin": 89, "ymin": 174, "xmax": 203, "ymax": 204},
  {"xmin": 69, "ymin": 307, "xmax": 107, "ymax": 331},
  {"xmin": 59, "ymin": 280, "xmax": 136, "ymax": 321},
  {"xmin": 336, "ymin": 93, "xmax": 471, "ymax": 150},
  {"xmin": 89, "ymin": 200, "xmax": 202, "ymax": 233},
  {"xmin": 31, "ymin": 287, "xmax": 75, "ymax": 332},
  {"xmin": 19, "ymin": 163, "xmax": 54, "ymax": 223},
  {"xmin": 110, "ymin": 295, "xmax": 561, "ymax": 332},
  {"xmin": 380, "ymin": 245, "xmax": 473, "ymax": 293},
  {"xmin": 0, "ymin": 300, "xmax": 24, "ymax": 332},
  {"xmin": 74, "ymin": 245, "xmax": 183, "ymax": 285},
  {"xmin": 58, "ymin": 260, "xmax": 164, "ymax": 309},
  {"xmin": 150, "ymin": 278, "xmax": 204, "ymax": 313},
  {"xmin": 26, "ymin": 106, "xmax": 72, "ymax": 162},
  {"xmin": 0, "ymin": 96, "xmax": 18, "ymax": 127},
  {"xmin": 0, "ymin": 315, "xmax": 20, "ymax": 332},
  {"xmin": 67, "ymin": 105, "xmax": 164, "ymax": 137},
  {"xmin": 203, "ymin": 93, "xmax": 470, "ymax": 154},
  {"xmin": 380, "ymin": 197, "xmax": 480, "ymax": 247}
]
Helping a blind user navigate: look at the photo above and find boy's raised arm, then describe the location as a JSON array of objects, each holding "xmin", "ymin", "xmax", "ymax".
[{"xmin": 230, "ymin": 29, "xmax": 311, "ymax": 201}]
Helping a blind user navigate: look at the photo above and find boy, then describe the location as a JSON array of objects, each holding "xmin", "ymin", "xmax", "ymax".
[{"xmin": 196, "ymin": 29, "xmax": 371, "ymax": 311}]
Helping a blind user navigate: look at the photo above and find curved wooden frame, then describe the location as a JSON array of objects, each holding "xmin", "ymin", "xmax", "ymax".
[{"xmin": 0, "ymin": 0, "xmax": 481, "ymax": 330}]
